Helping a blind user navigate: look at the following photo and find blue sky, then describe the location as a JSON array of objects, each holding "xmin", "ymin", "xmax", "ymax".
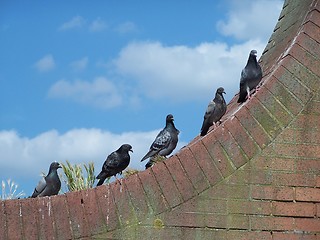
[{"xmin": 0, "ymin": 0, "xmax": 283, "ymax": 196}]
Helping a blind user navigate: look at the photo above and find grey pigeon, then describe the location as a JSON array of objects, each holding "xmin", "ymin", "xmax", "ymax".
[
  {"xmin": 96, "ymin": 144, "xmax": 133, "ymax": 186},
  {"xmin": 141, "ymin": 114, "xmax": 180, "ymax": 169},
  {"xmin": 31, "ymin": 162, "xmax": 61, "ymax": 198},
  {"xmin": 237, "ymin": 50, "xmax": 262, "ymax": 103},
  {"xmin": 200, "ymin": 87, "xmax": 227, "ymax": 136}
]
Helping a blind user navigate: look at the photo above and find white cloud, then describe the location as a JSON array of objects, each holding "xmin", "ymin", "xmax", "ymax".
[
  {"xmin": 115, "ymin": 21, "xmax": 138, "ymax": 34},
  {"xmin": 70, "ymin": 57, "xmax": 88, "ymax": 71},
  {"xmin": 34, "ymin": 54, "xmax": 56, "ymax": 72},
  {"xmin": 114, "ymin": 39, "xmax": 265, "ymax": 103},
  {"xmin": 217, "ymin": 0, "xmax": 283, "ymax": 41},
  {"xmin": 89, "ymin": 18, "xmax": 108, "ymax": 32},
  {"xmin": 58, "ymin": 16, "xmax": 86, "ymax": 31},
  {"xmin": 48, "ymin": 77, "xmax": 123, "ymax": 109},
  {"xmin": 0, "ymin": 129, "xmax": 187, "ymax": 180}
]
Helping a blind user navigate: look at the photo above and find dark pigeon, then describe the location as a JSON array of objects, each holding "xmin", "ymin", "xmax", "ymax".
[
  {"xmin": 200, "ymin": 87, "xmax": 227, "ymax": 136},
  {"xmin": 141, "ymin": 114, "xmax": 180, "ymax": 169},
  {"xmin": 237, "ymin": 50, "xmax": 263, "ymax": 103},
  {"xmin": 31, "ymin": 162, "xmax": 61, "ymax": 198},
  {"xmin": 96, "ymin": 144, "xmax": 133, "ymax": 186}
]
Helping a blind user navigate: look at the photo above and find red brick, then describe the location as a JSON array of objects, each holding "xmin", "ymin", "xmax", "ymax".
[
  {"xmin": 290, "ymin": 114, "xmax": 319, "ymax": 130},
  {"xmin": 124, "ymin": 173, "xmax": 150, "ymax": 221},
  {"xmin": 236, "ymin": 106, "xmax": 272, "ymax": 149},
  {"xmin": 296, "ymin": 159, "xmax": 320, "ymax": 174},
  {"xmin": 250, "ymin": 215, "xmax": 295, "ymax": 231},
  {"xmin": 65, "ymin": 191, "xmax": 90, "ymax": 239},
  {"xmin": 282, "ymin": 55, "xmax": 320, "ymax": 94},
  {"xmin": 264, "ymin": 75, "xmax": 303, "ymax": 115},
  {"xmin": 271, "ymin": 142, "xmax": 320, "ymax": 160},
  {"xmin": 138, "ymin": 169, "xmax": 169, "ymax": 214},
  {"xmin": 274, "ymin": 64, "xmax": 312, "ymax": 104},
  {"xmin": 227, "ymin": 214, "xmax": 249, "ymax": 229},
  {"xmin": 272, "ymin": 201, "xmax": 315, "ymax": 217},
  {"xmin": 277, "ymin": 128, "xmax": 320, "ymax": 144},
  {"xmin": 303, "ymin": 100, "xmax": 320, "ymax": 116},
  {"xmin": 251, "ymin": 156, "xmax": 295, "ymax": 171},
  {"xmin": 225, "ymin": 117, "xmax": 260, "ymax": 161},
  {"xmin": 295, "ymin": 218, "xmax": 320, "ymax": 232},
  {"xmin": 272, "ymin": 172, "xmax": 316, "ymax": 187},
  {"xmin": 177, "ymin": 198, "xmax": 227, "ymax": 215},
  {"xmin": 51, "ymin": 194, "xmax": 73, "ymax": 240},
  {"xmin": 20, "ymin": 198, "xmax": 40, "ymax": 240},
  {"xmin": 202, "ymin": 135, "xmax": 236, "ymax": 177},
  {"xmin": 215, "ymin": 127, "xmax": 248, "ymax": 169},
  {"xmin": 95, "ymin": 185, "xmax": 120, "ymax": 231},
  {"xmin": 289, "ymin": 43, "xmax": 320, "ymax": 77},
  {"xmin": 251, "ymin": 185, "xmax": 294, "ymax": 201},
  {"xmin": 189, "ymin": 140, "xmax": 223, "ymax": 185},
  {"xmin": 4, "ymin": 199, "xmax": 23, "ymax": 239},
  {"xmin": 258, "ymin": 86, "xmax": 294, "ymax": 127},
  {"xmin": 0, "ymin": 201, "xmax": 7, "ymax": 239},
  {"xmin": 296, "ymin": 187, "xmax": 320, "ymax": 202},
  {"xmin": 226, "ymin": 230, "xmax": 271, "ymax": 240},
  {"xmin": 228, "ymin": 169, "xmax": 272, "ymax": 185},
  {"xmin": 228, "ymin": 200, "xmax": 271, "ymax": 215},
  {"xmin": 164, "ymin": 155, "xmax": 197, "ymax": 201},
  {"xmin": 272, "ymin": 232, "xmax": 317, "ymax": 240},
  {"xmin": 246, "ymin": 97, "xmax": 283, "ymax": 138},
  {"xmin": 297, "ymin": 31, "xmax": 320, "ymax": 65},
  {"xmin": 205, "ymin": 184, "xmax": 250, "ymax": 200},
  {"xmin": 81, "ymin": 188, "xmax": 106, "ymax": 235},
  {"xmin": 110, "ymin": 179, "xmax": 136, "ymax": 226},
  {"xmin": 317, "ymin": 203, "xmax": 320, "ymax": 217},
  {"xmin": 160, "ymin": 211, "xmax": 227, "ymax": 229},
  {"xmin": 176, "ymin": 147, "xmax": 210, "ymax": 193},
  {"xmin": 37, "ymin": 197, "xmax": 56, "ymax": 240},
  {"xmin": 151, "ymin": 161, "xmax": 183, "ymax": 208},
  {"xmin": 303, "ymin": 19, "xmax": 320, "ymax": 45}
]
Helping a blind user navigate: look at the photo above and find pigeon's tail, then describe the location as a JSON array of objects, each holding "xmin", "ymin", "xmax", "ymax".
[
  {"xmin": 140, "ymin": 150, "xmax": 156, "ymax": 162},
  {"xmin": 96, "ymin": 171, "xmax": 110, "ymax": 186},
  {"xmin": 200, "ymin": 120, "xmax": 211, "ymax": 136},
  {"xmin": 237, "ymin": 84, "xmax": 248, "ymax": 103},
  {"xmin": 237, "ymin": 88, "xmax": 248, "ymax": 103},
  {"xmin": 145, "ymin": 161, "xmax": 153, "ymax": 169}
]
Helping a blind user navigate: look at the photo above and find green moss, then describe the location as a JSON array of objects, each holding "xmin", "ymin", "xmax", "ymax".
[{"xmin": 154, "ymin": 218, "xmax": 164, "ymax": 229}]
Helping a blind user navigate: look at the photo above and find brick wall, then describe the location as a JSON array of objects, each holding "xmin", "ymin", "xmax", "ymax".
[{"xmin": 1, "ymin": 0, "xmax": 320, "ymax": 239}]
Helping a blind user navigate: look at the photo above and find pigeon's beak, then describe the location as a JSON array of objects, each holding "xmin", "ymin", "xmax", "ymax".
[
  {"xmin": 130, "ymin": 149, "xmax": 133, "ymax": 153},
  {"xmin": 58, "ymin": 164, "xmax": 62, "ymax": 168},
  {"xmin": 223, "ymin": 91, "xmax": 226, "ymax": 94}
]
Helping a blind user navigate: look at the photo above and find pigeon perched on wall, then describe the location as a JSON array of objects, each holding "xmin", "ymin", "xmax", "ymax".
[
  {"xmin": 237, "ymin": 50, "xmax": 263, "ymax": 103},
  {"xmin": 96, "ymin": 144, "xmax": 133, "ymax": 186},
  {"xmin": 31, "ymin": 162, "xmax": 61, "ymax": 198},
  {"xmin": 200, "ymin": 87, "xmax": 227, "ymax": 136},
  {"xmin": 141, "ymin": 114, "xmax": 179, "ymax": 169}
]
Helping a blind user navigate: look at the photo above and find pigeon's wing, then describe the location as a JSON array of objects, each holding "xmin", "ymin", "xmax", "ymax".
[
  {"xmin": 200, "ymin": 100, "xmax": 216, "ymax": 136},
  {"xmin": 104, "ymin": 152, "xmax": 121, "ymax": 169},
  {"xmin": 141, "ymin": 130, "xmax": 171, "ymax": 161},
  {"xmin": 31, "ymin": 177, "xmax": 47, "ymax": 198}
]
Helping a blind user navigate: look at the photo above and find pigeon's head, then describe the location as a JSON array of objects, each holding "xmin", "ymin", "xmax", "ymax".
[
  {"xmin": 49, "ymin": 162, "xmax": 62, "ymax": 172},
  {"xmin": 120, "ymin": 144, "xmax": 133, "ymax": 153},
  {"xmin": 250, "ymin": 50, "xmax": 257, "ymax": 57},
  {"xmin": 216, "ymin": 87, "xmax": 226, "ymax": 95},
  {"xmin": 166, "ymin": 114, "xmax": 174, "ymax": 122}
]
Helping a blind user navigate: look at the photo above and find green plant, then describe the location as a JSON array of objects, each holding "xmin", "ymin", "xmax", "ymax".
[
  {"xmin": 60, "ymin": 160, "xmax": 96, "ymax": 192},
  {"xmin": 123, "ymin": 168, "xmax": 139, "ymax": 178},
  {"xmin": 1, "ymin": 179, "xmax": 25, "ymax": 200}
]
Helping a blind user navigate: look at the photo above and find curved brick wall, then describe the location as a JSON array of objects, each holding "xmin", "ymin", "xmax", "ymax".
[{"xmin": 1, "ymin": 0, "xmax": 320, "ymax": 239}]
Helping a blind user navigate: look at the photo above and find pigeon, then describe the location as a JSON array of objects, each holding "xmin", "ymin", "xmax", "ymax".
[
  {"xmin": 96, "ymin": 144, "xmax": 133, "ymax": 186},
  {"xmin": 141, "ymin": 114, "xmax": 180, "ymax": 169},
  {"xmin": 200, "ymin": 87, "xmax": 227, "ymax": 136},
  {"xmin": 237, "ymin": 50, "xmax": 263, "ymax": 103},
  {"xmin": 31, "ymin": 162, "xmax": 61, "ymax": 198}
]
